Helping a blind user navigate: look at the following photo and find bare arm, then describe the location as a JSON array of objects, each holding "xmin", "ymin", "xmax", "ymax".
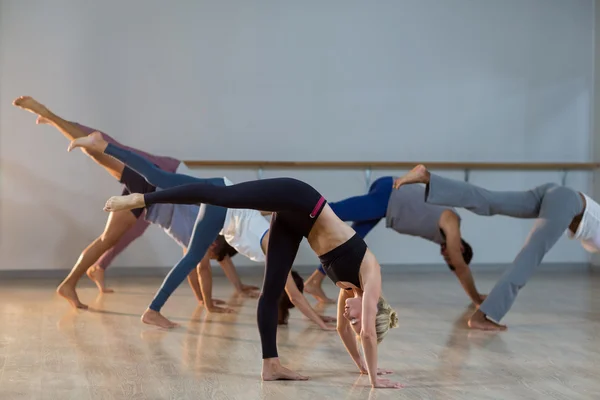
[
  {"xmin": 217, "ymin": 255, "xmax": 259, "ymax": 296},
  {"xmin": 359, "ymin": 264, "xmax": 382, "ymax": 387},
  {"xmin": 197, "ymin": 255, "xmax": 234, "ymax": 313},
  {"xmin": 441, "ymin": 220, "xmax": 482, "ymax": 305},
  {"xmin": 284, "ymin": 273, "xmax": 334, "ymax": 330},
  {"xmin": 336, "ymin": 288, "xmax": 364, "ymax": 371},
  {"xmin": 217, "ymin": 255, "xmax": 244, "ymax": 292}
]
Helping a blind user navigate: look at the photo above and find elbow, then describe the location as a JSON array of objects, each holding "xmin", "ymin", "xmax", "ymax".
[
  {"xmin": 336, "ymin": 320, "xmax": 348, "ymax": 334},
  {"xmin": 452, "ymin": 263, "xmax": 468, "ymax": 277},
  {"xmin": 288, "ymin": 294, "xmax": 302, "ymax": 305},
  {"xmin": 360, "ymin": 329, "xmax": 376, "ymax": 342}
]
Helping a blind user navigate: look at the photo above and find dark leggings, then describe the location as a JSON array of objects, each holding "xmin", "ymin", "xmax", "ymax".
[
  {"xmin": 142, "ymin": 178, "xmax": 325, "ymax": 359},
  {"xmin": 104, "ymin": 143, "xmax": 227, "ymax": 312}
]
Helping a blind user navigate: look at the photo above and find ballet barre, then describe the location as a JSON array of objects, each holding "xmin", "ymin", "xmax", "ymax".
[{"xmin": 183, "ymin": 161, "xmax": 600, "ymax": 189}]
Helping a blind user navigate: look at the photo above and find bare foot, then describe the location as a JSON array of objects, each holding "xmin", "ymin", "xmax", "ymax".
[
  {"xmin": 104, "ymin": 193, "xmax": 145, "ymax": 212},
  {"xmin": 262, "ymin": 359, "xmax": 308, "ymax": 381},
  {"xmin": 197, "ymin": 298, "xmax": 227, "ymax": 306},
  {"xmin": 392, "ymin": 164, "xmax": 430, "ymax": 189},
  {"xmin": 86, "ymin": 266, "xmax": 114, "ymax": 293},
  {"xmin": 206, "ymin": 305, "xmax": 235, "ymax": 314},
  {"xmin": 141, "ymin": 309, "xmax": 179, "ymax": 329},
  {"xmin": 468, "ymin": 310, "xmax": 507, "ymax": 331},
  {"xmin": 304, "ymin": 281, "xmax": 335, "ymax": 303},
  {"xmin": 67, "ymin": 131, "xmax": 107, "ymax": 153},
  {"xmin": 12, "ymin": 96, "xmax": 51, "ymax": 117},
  {"xmin": 241, "ymin": 284, "xmax": 260, "ymax": 292},
  {"xmin": 57, "ymin": 283, "xmax": 88, "ymax": 310}
]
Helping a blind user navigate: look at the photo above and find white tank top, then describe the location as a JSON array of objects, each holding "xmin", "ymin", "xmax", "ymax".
[
  {"xmin": 174, "ymin": 165, "xmax": 269, "ymax": 262},
  {"xmin": 220, "ymin": 177, "xmax": 270, "ymax": 262},
  {"xmin": 568, "ymin": 193, "xmax": 600, "ymax": 253}
]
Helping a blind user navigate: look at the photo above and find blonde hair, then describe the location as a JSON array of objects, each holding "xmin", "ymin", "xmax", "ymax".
[{"xmin": 375, "ymin": 297, "xmax": 398, "ymax": 343}]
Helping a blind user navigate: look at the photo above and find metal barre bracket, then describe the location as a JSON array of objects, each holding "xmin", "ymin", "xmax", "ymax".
[
  {"xmin": 257, "ymin": 167, "xmax": 264, "ymax": 180},
  {"xmin": 561, "ymin": 170, "xmax": 568, "ymax": 186},
  {"xmin": 364, "ymin": 168, "xmax": 372, "ymax": 192},
  {"xmin": 464, "ymin": 169, "xmax": 471, "ymax": 182}
]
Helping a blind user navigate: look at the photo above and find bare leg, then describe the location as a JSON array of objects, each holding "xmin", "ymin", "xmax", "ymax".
[
  {"xmin": 57, "ymin": 210, "xmax": 136, "ymax": 309},
  {"xmin": 304, "ymin": 270, "xmax": 335, "ymax": 304},
  {"xmin": 87, "ymin": 217, "xmax": 150, "ymax": 293},
  {"xmin": 13, "ymin": 96, "xmax": 124, "ymax": 180}
]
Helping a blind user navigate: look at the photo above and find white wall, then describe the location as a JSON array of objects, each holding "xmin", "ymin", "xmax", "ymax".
[
  {"xmin": 0, "ymin": 0, "xmax": 595, "ymax": 270},
  {"xmin": 593, "ymin": 0, "xmax": 600, "ymax": 268}
]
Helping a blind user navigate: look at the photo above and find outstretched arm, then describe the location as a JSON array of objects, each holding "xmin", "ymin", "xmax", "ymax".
[
  {"xmin": 216, "ymin": 255, "xmax": 259, "ymax": 297},
  {"xmin": 336, "ymin": 288, "xmax": 364, "ymax": 371},
  {"xmin": 197, "ymin": 255, "xmax": 234, "ymax": 313},
  {"xmin": 440, "ymin": 216, "xmax": 483, "ymax": 306},
  {"xmin": 358, "ymin": 255, "xmax": 402, "ymax": 389},
  {"xmin": 284, "ymin": 273, "xmax": 335, "ymax": 330}
]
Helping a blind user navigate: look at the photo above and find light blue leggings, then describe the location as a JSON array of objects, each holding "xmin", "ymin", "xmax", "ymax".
[{"xmin": 104, "ymin": 143, "xmax": 227, "ymax": 311}]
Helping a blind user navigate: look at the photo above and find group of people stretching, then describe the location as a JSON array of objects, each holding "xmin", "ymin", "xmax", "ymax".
[{"xmin": 14, "ymin": 96, "xmax": 600, "ymax": 389}]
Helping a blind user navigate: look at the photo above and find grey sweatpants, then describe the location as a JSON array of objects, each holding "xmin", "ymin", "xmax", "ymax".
[{"xmin": 426, "ymin": 174, "xmax": 584, "ymax": 322}]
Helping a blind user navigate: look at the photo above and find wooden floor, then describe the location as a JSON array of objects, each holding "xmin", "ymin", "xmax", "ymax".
[{"xmin": 0, "ymin": 269, "xmax": 599, "ymax": 400}]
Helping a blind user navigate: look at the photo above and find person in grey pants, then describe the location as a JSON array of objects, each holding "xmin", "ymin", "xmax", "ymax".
[{"xmin": 393, "ymin": 164, "xmax": 600, "ymax": 331}]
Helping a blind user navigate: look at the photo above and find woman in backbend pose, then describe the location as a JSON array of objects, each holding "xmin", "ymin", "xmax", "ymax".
[
  {"xmin": 70, "ymin": 135, "xmax": 402, "ymax": 388},
  {"xmin": 12, "ymin": 96, "xmax": 258, "ymax": 310},
  {"xmin": 394, "ymin": 164, "xmax": 600, "ymax": 331}
]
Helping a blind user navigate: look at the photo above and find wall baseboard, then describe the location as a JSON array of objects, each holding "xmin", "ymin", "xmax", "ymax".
[{"xmin": 0, "ymin": 262, "xmax": 593, "ymax": 280}]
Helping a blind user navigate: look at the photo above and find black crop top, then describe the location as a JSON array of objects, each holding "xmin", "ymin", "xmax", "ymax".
[{"xmin": 318, "ymin": 234, "xmax": 367, "ymax": 289}]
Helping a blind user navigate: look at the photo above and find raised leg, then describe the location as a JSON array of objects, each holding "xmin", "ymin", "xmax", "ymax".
[
  {"xmin": 129, "ymin": 178, "xmax": 320, "ymax": 214},
  {"xmin": 426, "ymin": 173, "xmax": 549, "ymax": 219},
  {"xmin": 69, "ymin": 133, "xmax": 205, "ymax": 188},
  {"xmin": 328, "ymin": 177, "xmax": 393, "ymax": 222}
]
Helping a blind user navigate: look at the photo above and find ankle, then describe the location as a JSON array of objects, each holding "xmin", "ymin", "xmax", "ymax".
[{"xmin": 262, "ymin": 357, "xmax": 280, "ymax": 367}]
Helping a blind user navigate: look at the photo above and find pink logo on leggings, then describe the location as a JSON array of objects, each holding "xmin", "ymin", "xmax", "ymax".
[{"xmin": 310, "ymin": 197, "xmax": 326, "ymax": 218}]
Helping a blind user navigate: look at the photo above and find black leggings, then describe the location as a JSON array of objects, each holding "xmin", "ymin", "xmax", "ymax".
[{"xmin": 144, "ymin": 178, "xmax": 326, "ymax": 359}]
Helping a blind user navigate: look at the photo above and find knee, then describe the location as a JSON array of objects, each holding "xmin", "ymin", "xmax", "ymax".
[
  {"xmin": 258, "ymin": 290, "xmax": 280, "ymax": 304},
  {"xmin": 543, "ymin": 185, "xmax": 579, "ymax": 207},
  {"xmin": 99, "ymin": 231, "xmax": 124, "ymax": 246}
]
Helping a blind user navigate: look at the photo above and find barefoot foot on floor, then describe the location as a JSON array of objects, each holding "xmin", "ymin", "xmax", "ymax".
[
  {"xmin": 57, "ymin": 283, "xmax": 88, "ymax": 310},
  {"xmin": 86, "ymin": 266, "xmax": 114, "ymax": 293},
  {"xmin": 262, "ymin": 359, "xmax": 309, "ymax": 381},
  {"xmin": 468, "ymin": 310, "xmax": 507, "ymax": 331},
  {"xmin": 141, "ymin": 309, "xmax": 179, "ymax": 329}
]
